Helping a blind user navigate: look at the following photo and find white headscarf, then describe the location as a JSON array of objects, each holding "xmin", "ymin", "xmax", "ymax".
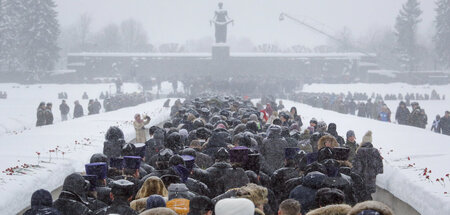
[{"xmin": 215, "ymin": 198, "xmax": 255, "ymax": 215}]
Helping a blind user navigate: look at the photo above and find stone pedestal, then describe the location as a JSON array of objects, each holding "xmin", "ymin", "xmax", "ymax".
[{"xmin": 212, "ymin": 45, "xmax": 230, "ymax": 60}]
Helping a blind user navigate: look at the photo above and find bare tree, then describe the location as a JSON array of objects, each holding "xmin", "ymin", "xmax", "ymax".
[
  {"xmin": 120, "ymin": 19, "xmax": 148, "ymax": 52},
  {"xmin": 78, "ymin": 13, "xmax": 92, "ymax": 51}
]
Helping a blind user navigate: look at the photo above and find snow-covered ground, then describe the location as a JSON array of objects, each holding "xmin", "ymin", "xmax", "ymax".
[
  {"xmin": 0, "ymin": 81, "xmax": 184, "ymax": 137},
  {"xmin": 282, "ymin": 100, "xmax": 450, "ymax": 215},
  {"xmin": 0, "ymin": 99, "xmax": 175, "ymax": 214},
  {"xmin": 302, "ymin": 83, "xmax": 450, "ymax": 130}
]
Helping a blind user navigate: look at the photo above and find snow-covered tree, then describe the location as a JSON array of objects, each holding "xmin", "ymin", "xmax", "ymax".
[
  {"xmin": 20, "ymin": 0, "xmax": 60, "ymax": 74},
  {"xmin": 434, "ymin": 0, "xmax": 450, "ymax": 69},
  {"xmin": 394, "ymin": 0, "xmax": 422, "ymax": 71},
  {"xmin": 0, "ymin": 0, "xmax": 25, "ymax": 73}
]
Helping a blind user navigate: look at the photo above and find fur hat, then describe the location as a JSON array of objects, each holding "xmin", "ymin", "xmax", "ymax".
[
  {"xmin": 362, "ymin": 131, "xmax": 372, "ymax": 144},
  {"xmin": 136, "ymin": 176, "xmax": 168, "ymax": 199},
  {"xmin": 348, "ymin": 201, "xmax": 394, "ymax": 215},
  {"xmin": 306, "ymin": 204, "xmax": 352, "ymax": 215},
  {"xmin": 317, "ymin": 135, "xmax": 339, "ymax": 150}
]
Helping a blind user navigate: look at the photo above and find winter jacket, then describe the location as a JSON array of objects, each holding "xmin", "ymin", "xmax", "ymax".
[
  {"xmin": 408, "ymin": 108, "xmax": 424, "ymax": 128},
  {"xmin": 203, "ymin": 130, "xmax": 230, "ymax": 159},
  {"xmin": 103, "ymin": 127, "xmax": 126, "ymax": 158},
  {"xmin": 395, "ymin": 106, "xmax": 410, "ymax": 125},
  {"xmin": 60, "ymin": 103, "xmax": 70, "ymax": 115},
  {"xmin": 73, "ymin": 104, "xmax": 84, "ymax": 118},
  {"xmin": 270, "ymin": 166, "xmax": 301, "ymax": 202},
  {"xmin": 134, "ymin": 117, "xmax": 150, "ymax": 143},
  {"xmin": 45, "ymin": 109, "xmax": 54, "ymax": 125},
  {"xmin": 289, "ymin": 171, "xmax": 327, "ymax": 214},
  {"xmin": 53, "ymin": 191, "xmax": 93, "ymax": 215},
  {"xmin": 439, "ymin": 116, "xmax": 450, "ymax": 135},
  {"xmin": 344, "ymin": 140, "xmax": 359, "ymax": 162},
  {"xmin": 94, "ymin": 199, "xmax": 138, "ymax": 215},
  {"xmin": 353, "ymin": 142, "xmax": 383, "ymax": 194},
  {"xmin": 260, "ymin": 126, "xmax": 289, "ymax": 174},
  {"xmin": 36, "ymin": 107, "xmax": 46, "ymax": 126},
  {"xmin": 206, "ymin": 162, "xmax": 232, "ymax": 196},
  {"xmin": 24, "ymin": 189, "xmax": 61, "ymax": 215},
  {"xmin": 144, "ymin": 130, "xmax": 165, "ymax": 162}
]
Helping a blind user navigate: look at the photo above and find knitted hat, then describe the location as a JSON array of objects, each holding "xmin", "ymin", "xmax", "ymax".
[{"xmin": 362, "ymin": 130, "xmax": 372, "ymax": 143}]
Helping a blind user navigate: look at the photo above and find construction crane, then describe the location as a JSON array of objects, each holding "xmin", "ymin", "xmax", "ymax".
[{"xmin": 279, "ymin": 12, "xmax": 371, "ymax": 56}]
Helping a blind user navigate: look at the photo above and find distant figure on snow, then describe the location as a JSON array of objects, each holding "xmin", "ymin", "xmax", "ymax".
[
  {"xmin": 59, "ymin": 100, "xmax": 70, "ymax": 121},
  {"xmin": 73, "ymin": 100, "xmax": 84, "ymax": 118}
]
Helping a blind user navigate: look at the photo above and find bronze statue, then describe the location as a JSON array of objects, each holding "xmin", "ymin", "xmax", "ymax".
[{"xmin": 211, "ymin": 2, "xmax": 233, "ymax": 43}]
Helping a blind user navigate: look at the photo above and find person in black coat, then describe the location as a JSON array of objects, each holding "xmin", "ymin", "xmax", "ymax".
[
  {"xmin": 103, "ymin": 126, "xmax": 126, "ymax": 158},
  {"xmin": 260, "ymin": 125, "xmax": 289, "ymax": 174},
  {"xmin": 45, "ymin": 103, "xmax": 54, "ymax": 125},
  {"xmin": 327, "ymin": 123, "xmax": 345, "ymax": 146},
  {"xmin": 352, "ymin": 131, "xmax": 383, "ymax": 197},
  {"xmin": 270, "ymin": 148, "xmax": 301, "ymax": 203},
  {"xmin": 24, "ymin": 189, "xmax": 61, "ymax": 215},
  {"xmin": 289, "ymin": 171, "xmax": 327, "ymax": 214},
  {"xmin": 36, "ymin": 102, "xmax": 46, "ymax": 126},
  {"xmin": 205, "ymin": 148, "xmax": 233, "ymax": 196},
  {"xmin": 395, "ymin": 101, "xmax": 410, "ymax": 125},
  {"xmin": 59, "ymin": 100, "xmax": 70, "ymax": 121},
  {"xmin": 94, "ymin": 180, "xmax": 138, "ymax": 215},
  {"xmin": 54, "ymin": 173, "xmax": 93, "ymax": 215},
  {"xmin": 439, "ymin": 111, "xmax": 450, "ymax": 135},
  {"xmin": 73, "ymin": 100, "xmax": 84, "ymax": 118}
]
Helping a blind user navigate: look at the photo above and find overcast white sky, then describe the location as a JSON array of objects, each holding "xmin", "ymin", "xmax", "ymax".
[{"xmin": 55, "ymin": 0, "xmax": 436, "ymax": 47}]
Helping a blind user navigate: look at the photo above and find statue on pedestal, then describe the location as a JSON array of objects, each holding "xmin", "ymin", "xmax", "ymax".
[{"xmin": 210, "ymin": 2, "xmax": 233, "ymax": 43}]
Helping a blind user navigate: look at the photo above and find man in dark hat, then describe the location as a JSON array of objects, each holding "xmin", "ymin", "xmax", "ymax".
[
  {"xmin": 188, "ymin": 196, "xmax": 214, "ymax": 215},
  {"xmin": 205, "ymin": 147, "xmax": 232, "ymax": 196},
  {"xmin": 85, "ymin": 163, "xmax": 108, "ymax": 187},
  {"xmin": 213, "ymin": 147, "xmax": 250, "ymax": 196},
  {"xmin": 344, "ymin": 130, "xmax": 359, "ymax": 162},
  {"xmin": 260, "ymin": 125, "xmax": 289, "ymax": 174},
  {"xmin": 95, "ymin": 179, "xmax": 138, "ymax": 215},
  {"xmin": 82, "ymin": 175, "xmax": 108, "ymax": 211},
  {"xmin": 54, "ymin": 173, "xmax": 93, "ymax": 215},
  {"xmin": 271, "ymin": 147, "xmax": 302, "ymax": 203}
]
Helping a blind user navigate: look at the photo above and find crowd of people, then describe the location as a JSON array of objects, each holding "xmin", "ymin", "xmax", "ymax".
[
  {"xmin": 103, "ymin": 92, "xmax": 150, "ymax": 112},
  {"xmin": 290, "ymin": 91, "xmax": 449, "ymax": 135},
  {"xmin": 26, "ymin": 95, "xmax": 393, "ymax": 215},
  {"xmin": 291, "ymin": 92, "xmax": 394, "ymax": 122},
  {"xmin": 36, "ymin": 92, "xmax": 151, "ymax": 127}
]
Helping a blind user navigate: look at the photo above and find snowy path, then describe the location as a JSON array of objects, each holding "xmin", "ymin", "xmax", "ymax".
[
  {"xmin": 0, "ymin": 99, "xmax": 174, "ymax": 214},
  {"xmin": 283, "ymin": 100, "xmax": 450, "ymax": 215}
]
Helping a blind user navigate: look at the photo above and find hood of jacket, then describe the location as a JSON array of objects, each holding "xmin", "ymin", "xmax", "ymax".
[
  {"xmin": 306, "ymin": 204, "xmax": 351, "ymax": 215},
  {"xmin": 302, "ymin": 171, "xmax": 326, "ymax": 189},
  {"xmin": 317, "ymin": 135, "xmax": 339, "ymax": 150},
  {"xmin": 347, "ymin": 201, "xmax": 394, "ymax": 215}
]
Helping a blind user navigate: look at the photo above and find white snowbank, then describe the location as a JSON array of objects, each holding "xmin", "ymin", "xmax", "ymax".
[
  {"xmin": 0, "ymin": 99, "xmax": 174, "ymax": 214},
  {"xmin": 282, "ymin": 100, "xmax": 450, "ymax": 215}
]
